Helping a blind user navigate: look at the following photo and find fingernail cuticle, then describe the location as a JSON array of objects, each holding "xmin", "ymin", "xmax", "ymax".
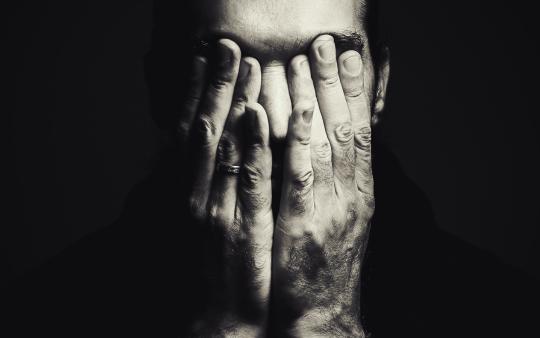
[
  {"xmin": 343, "ymin": 55, "xmax": 362, "ymax": 75},
  {"xmin": 318, "ymin": 41, "xmax": 336, "ymax": 62}
]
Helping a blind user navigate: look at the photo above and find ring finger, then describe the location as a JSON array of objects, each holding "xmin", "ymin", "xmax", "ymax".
[{"xmin": 210, "ymin": 57, "xmax": 262, "ymax": 225}]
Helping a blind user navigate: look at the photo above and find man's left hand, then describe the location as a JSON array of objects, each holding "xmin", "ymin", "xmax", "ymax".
[{"xmin": 272, "ymin": 35, "xmax": 374, "ymax": 338}]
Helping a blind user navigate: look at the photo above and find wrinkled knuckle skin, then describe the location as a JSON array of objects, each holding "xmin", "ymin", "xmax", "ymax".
[
  {"xmin": 232, "ymin": 92, "xmax": 249, "ymax": 108},
  {"xmin": 210, "ymin": 74, "xmax": 233, "ymax": 93},
  {"xmin": 335, "ymin": 122, "xmax": 354, "ymax": 145},
  {"xmin": 240, "ymin": 163, "xmax": 270, "ymax": 210},
  {"xmin": 216, "ymin": 136, "xmax": 238, "ymax": 164},
  {"xmin": 249, "ymin": 133, "xmax": 267, "ymax": 147},
  {"xmin": 194, "ymin": 116, "xmax": 218, "ymax": 147},
  {"xmin": 291, "ymin": 170, "xmax": 314, "ymax": 193},
  {"xmin": 344, "ymin": 85, "xmax": 364, "ymax": 99},
  {"xmin": 288, "ymin": 171, "xmax": 313, "ymax": 215},
  {"xmin": 354, "ymin": 126, "xmax": 372, "ymax": 152},
  {"xmin": 312, "ymin": 141, "xmax": 332, "ymax": 161},
  {"xmin": 293, "ymin": 133, "xmax": 311, "ymax": 146},
  {"xmin": 241, "ymin": 162, "xmax": 265, "ymax": 191},
  {"xmin": 319, "ymin": 73, "xmax": 340, "ymax": 88}
]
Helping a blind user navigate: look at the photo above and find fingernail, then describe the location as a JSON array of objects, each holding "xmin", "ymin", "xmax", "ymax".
[
  {"xmin": 301, "ymin": 59, "xmax": 311, "ymax": 74},
  {"xmin": 217, "ymin": 40, "xmax": 233, "ymax": 67},
  {"xmin": 239, "ymin": 58, "xmax": 251, "ymax": 81},
  {"xmin": 343, "ymin": 54, "xmax": 362, "ymax": 75},
  {"xmin": 317, "ymin": 38, "xmax": 336, "ymax": 62}
]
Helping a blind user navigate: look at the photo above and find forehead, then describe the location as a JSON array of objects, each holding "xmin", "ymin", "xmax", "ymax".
[{"xmin": 194, "ymin": 0, "xmax": 365, "ymax": 61}]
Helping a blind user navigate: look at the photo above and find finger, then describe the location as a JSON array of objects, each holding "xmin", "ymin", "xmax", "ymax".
[
  {"xmin": 178, "ymin": 56, "xmax": 208, "ymax": 144},
  {"xmin": 337, "ymin": 51, "xmax": 374, "ymax": 197},
  {"xmin": 224, "ymin": 103, "xmax": 273, "ymax": 307},
  {"xmin": 310, "ymin": 35, "xmax": 355, "ymax": 193},
  {"xmin": 287, "ymin": 55, "xmax": 333, "ymax": 201},
  {"xmin": 279, "ymin": 101, "xmax": 315, "ymax": 224},
  {"xmin": 211, "ymin": 57, "xmax": 262, "ymax": 225},
  {"xmin": 238, "ymin": 103, "xmax": 273, "ymax": 231},
  {"xmin": 189, "ymin": 39, "xmax": 241, "ymax": 221},
  {"xmin": 238, "ymin": 103, "xmax": 274, "ymax": 291}
]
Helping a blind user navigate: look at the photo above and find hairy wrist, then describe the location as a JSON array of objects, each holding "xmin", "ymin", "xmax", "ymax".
[{"xmin": 287, "ymin": 306, "xmax": 367, "ymax": 338}]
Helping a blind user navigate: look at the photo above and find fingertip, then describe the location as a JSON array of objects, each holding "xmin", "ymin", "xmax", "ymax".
[
  {"xmin": 311, "ymin": 35, "xmax": 336, "ymax": 63},
  {"xmin": 217, "ymin": 38, "xmax": 241, "ymax": 58},
  {"xmin": 245, "ymin": 101, "xmax": 264, "ymax": 115},
  {"xmin": 339, "ymin": 50, "xmax": 363, "ymax": 77},
  {"xmin": 242, "ymin": 56, "xmax": 261, "ymax": 72},
  {"xmin": 289, "ymin": 54, "xmax": 310, "ymax": 76},
  {"xmin": 239, "ymin": 56, "xmax": 262, "ymax": 84},
  {"xmin": 245, "ymin": 102, "xmax": 269, "ymax": 144}
]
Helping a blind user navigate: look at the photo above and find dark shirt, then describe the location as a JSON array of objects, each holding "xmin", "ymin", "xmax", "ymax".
[{"xmin": 5, "ymin": 142, "xmax": 539, "ymax": 337}]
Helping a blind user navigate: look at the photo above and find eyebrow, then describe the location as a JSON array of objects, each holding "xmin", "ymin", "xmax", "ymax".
[{"xmin": 190, "ymin": 30, "xmax": 366, "ymax": 61}]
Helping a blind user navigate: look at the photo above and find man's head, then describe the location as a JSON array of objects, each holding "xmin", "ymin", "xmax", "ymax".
[{"xmin": 147, "ymin": 0, "xmax": 389, "ymax": 141}]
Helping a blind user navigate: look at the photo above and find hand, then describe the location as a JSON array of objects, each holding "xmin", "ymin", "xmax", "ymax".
[
  {"xmin": 271, "ymin": 35, "xmax": 374, "ymax": 337},
  {"xmin": 179, "ymin": 39, "xmax": 274, "ymax": 337}
]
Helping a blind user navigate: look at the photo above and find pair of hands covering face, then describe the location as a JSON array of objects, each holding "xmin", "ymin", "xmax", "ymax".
[{"xmin": 180, "ymin": 35, "xmax": 374, "ymax": 337}]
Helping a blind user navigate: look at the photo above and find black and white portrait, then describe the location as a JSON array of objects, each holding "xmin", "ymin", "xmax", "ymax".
[{"xmin": 5, "ymin": 1, "xmax": 539, "ymax": 337}]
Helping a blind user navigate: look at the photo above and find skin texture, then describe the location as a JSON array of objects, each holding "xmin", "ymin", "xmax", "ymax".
[{"xmin": 179, "ymin": 0, "xmax": 390, "ymax": 336}]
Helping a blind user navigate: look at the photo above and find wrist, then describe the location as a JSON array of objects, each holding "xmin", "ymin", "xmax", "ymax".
[
  {"xmin": 287, "ymin": 306, "xmax": 366, "ymax": 338},
  {"xmin": 189, "ymin": 316, "xmax": 265, "ymax": 338}
]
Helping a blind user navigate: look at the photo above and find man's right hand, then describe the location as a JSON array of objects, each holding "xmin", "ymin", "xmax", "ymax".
[{"xmin": 179, "ymin": 39, "xmax": 274, "ymax": 337}]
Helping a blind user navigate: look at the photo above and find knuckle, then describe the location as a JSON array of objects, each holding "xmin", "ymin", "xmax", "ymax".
[
  {"xmin": 210, "ymin": 75, "xmax": 233, "ymax": 93},
  {"xmin": 232, "ymin": 92, "xmax": 249, "ymax": 107},
  {"xmin": 344, "ymin": 85, "xmax": 364, "ymax": 99},
  {"xmin": 248, "ymin": 132, "xmax": 266, "ymax": 147},
  {"xmin": 312, "ymin": 141, "xmax": 332, "ymax": 161},
  {"xmin": 293, "ymin": 132, "xmax": 311, "ymax": 146},
  {"xmin": 239, "ymin": 163, "xmax": 270, "ymax": 211},
  {"xmin": 291, "ymin": 170, "xmax": 314, "ymax": 192},
  {"xmin": 241, "ymin": 162, "xmax": 265, "ymax": 191},
  {"xmin": 354, "ymin": 126, "xmax": 372, "ymax": 152},
  {"xmin": 216, "ymin": 136, "xmax": 238, "ymax": 164},
  {"xmin": 335, "ymin": 122, "xmax": 354, "ymax": 145},
  {"xmin": 319, "ymin": 73, "xmax": 340, "ymax": 88},
  {"xmin": 194, "ymin": 116, "xmax": 218, "ymax": 147}
]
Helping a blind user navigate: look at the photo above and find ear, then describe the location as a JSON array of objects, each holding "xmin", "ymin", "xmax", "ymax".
[{"xmin": 372, "ymin": 46, "xmax": 390, "ymax": 125}]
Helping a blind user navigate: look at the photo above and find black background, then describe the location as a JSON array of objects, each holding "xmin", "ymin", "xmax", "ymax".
[{"xmin": 5, "ymin": 0, "xmax": 540, "ymax": 283}]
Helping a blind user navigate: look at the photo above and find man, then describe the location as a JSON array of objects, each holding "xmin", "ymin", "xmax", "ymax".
[
  {"xmin": 148, "ymin": 0, "xmax": 385, "ymax": 336},
  {"xmin": 7, "ymin": 0, "xmax": 538, "ymax": 337}
]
